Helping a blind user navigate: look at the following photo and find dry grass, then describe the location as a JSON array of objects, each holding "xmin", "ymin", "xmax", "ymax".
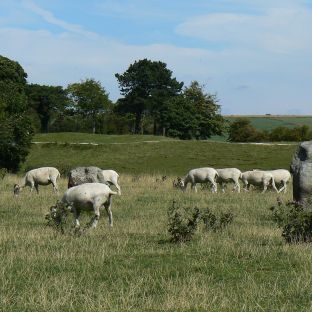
[{"xmin": 1, "ymin": 174, "xmax": 312, "ymax": 311}]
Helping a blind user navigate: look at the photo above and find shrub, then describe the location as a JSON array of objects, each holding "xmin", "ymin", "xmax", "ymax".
[
  {"xmin": 167, "ymin": 202, "xmax": 234, "ymax": 243},
  {"xmin": 168, "ymin": 201, "xmax": 201, "ymax": 243},
  {"xmin": 45, "ymin": 201, "xmax": 71, "ymax": 234},
  {"xmin": 270, "ymin": 200, "xmax": 312, "ymax": 243},
  {"xmin": 202, "ymin": 208, "xmax": 234, "ymax": 232}
]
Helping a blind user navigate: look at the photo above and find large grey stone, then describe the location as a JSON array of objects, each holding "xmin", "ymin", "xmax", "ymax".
[
  {"xmin": 68, "ymin": 166, "xmax": 108, "ymax": 188},
  {"xmin": 290, "ymin": 141, "xmax": 312, "ymax": 208}
]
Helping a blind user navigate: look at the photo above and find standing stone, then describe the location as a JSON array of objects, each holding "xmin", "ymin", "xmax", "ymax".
[
  {"xmin": 290, "ymin": 141, "xmax": 312, "ymax": 208},
  {"xmin": 68, "ymin": 166, "xmax": 107, "ymax": 188}
]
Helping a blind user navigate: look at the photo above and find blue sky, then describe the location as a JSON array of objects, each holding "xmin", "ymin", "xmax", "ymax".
[{"xmin": 0, "ymin": 0, "xmax": 311, "ymax": 114}]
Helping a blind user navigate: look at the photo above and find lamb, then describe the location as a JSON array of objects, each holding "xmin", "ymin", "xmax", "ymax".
[
  {"xmin": 253, "ymin": 169, "xmax": 291, "ymax": 193},
  {"xmin": 68, "ymin": 166, "xmax": 121, "ymax": 195},
  {"xmin": 61, "ymin": 183, "xmax": 118, "ymax": 228},
  {"xmin": 216, "ymin": 168, "xmax": 242, "ymax": 193},
  {"xmin": 14, "ymin": 167, "xmax": 60, "ymax": 195},
  {"xmin": 241, "ymin": 170, "xmax": 278, "ymax": 193},
  {"xmin": 181, "ymin": 167, "xmax": 218, "ymax": 193}
]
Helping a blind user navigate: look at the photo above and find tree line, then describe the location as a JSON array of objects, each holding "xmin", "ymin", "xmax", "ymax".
[
  {"xmin": 0, "ymin": 55, "xmax": 225, "ymax": 171},
  {"xmin": 228, "ymin": 118, "xmax": 312, "ymax": 142}
]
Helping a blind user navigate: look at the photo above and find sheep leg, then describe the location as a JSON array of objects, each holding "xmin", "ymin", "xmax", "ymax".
[
  {"xmin": 89, "ymin": 197, "xmax": 103, "ymax": 228},
  {"xmin": 208, "ymin": 177, "xmax": 217, "ymax": 193},
  {"xmin": 191, "ymin": 183, "xmax": 197, "ymax": 193},
  {"xmin": 235, "ymin": 182, "xmax": 241, "ymax": 193},
  {"xmin": 104, "ymin": 196, "xmax": 113, "ymax": 227},
  {"xmin": 51, "ymin": 179, "xmax": 58, "ymax": 193},
  {"xmin": 277, "ymin": 182, "xmax": 286, "ymax": 194},
  {"xmin": 262, "ymin": 183, "xmax": 268, "ymax": 193},
  {"xmin": 71, "ymin": 207, "xmax": 80, "ymax": 228},
  {"xmin": 34, "ymin": 184, "xmax": 39, "ymax": 194}
]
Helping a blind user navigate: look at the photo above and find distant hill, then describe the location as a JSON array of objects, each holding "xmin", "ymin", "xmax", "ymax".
[{"xmin": 225, "ymin": 115, "xmax": 312, "ymax": 131}]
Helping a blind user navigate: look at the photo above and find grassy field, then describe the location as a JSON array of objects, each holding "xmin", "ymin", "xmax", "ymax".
[
  {"xmin": 226, "ymin": 115, "xmax": 312, "ymax": 131},
  {"xmin": 33, "ymin": 133, "xmax": 173, "ymax": 144},
  {"xmin": 2, "ymin": 135, "xmax": 309, "ymax": 311},
  {"xmin": 2, "ymin": 174, "xmax": 312, "ymax": 311},
  {"xmin": 24, "ymin": 138, "xmax": 297, "ymax": 176}
]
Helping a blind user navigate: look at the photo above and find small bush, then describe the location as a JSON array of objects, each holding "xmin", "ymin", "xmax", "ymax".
[
  {"xmin": 168, "ymin": 202, "xmax": 234, "ymax": 243},
  {"xmin": 202, "ymin": 208, "xmax": 234, "ymax": 232},
  {"xmin": 45, "ymin": 201, "xmax": 71, "ymax": 234},
  {"xmin": 168, "ymin": 201, "xmax": 201, "ymax": 243},
  {"xmin": 270, "ymin": 200, "xmax": 312, "ymax": 243}
]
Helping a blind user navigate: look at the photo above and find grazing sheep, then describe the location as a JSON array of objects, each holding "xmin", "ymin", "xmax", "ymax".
[
  {"xmin": 173, "ymin": 177, "xmax": 183, "ymax": 189},
  {"xmin": 68, "ymin": 167, "xmax": 121, "ymax": 195},
  {"xmin": 181, "ymin": 167, "xmax": 218, "ymax": 193},
  {"xmin": 101, "ymin": 170, "xmax": 121, "ymax": 195},
  {"xmin": 216, "ymin": 168, "xmax": 242, "ymax": 193},
  {"xmin": 62, "ymin": 183, "xmax": 118, "ymax": 228},
  {"xmin": 14, "ymin": 167, "xmax": 60, "ymax": 195},
  {"xmin": 253, "ymin": 169, "xmax": 291, "ymax": 193},
  {"xmin": 241, "ymin": 170, "xmax": 278, "ymax": 193}
]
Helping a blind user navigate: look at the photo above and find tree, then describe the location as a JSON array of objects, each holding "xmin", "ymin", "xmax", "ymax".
[
  {"xmin": 162, "ymin": 96, "xmax": 198, "ymax": 139},
  {"xmin": 26, "ymin": 84, "xmax": 68, "ymax": 133},
  {"xmin": 0, "ymin": 55, "xmax": 33, "ymax": 171},
  {"xmin": 115, "ymin": 59, "xmax": 183, "ymax": 134},
  {"xmin": 183, "ymin": 81, "xmax": 225, "ymax": 139},
  {"xmin": 67, "ymin": 79, "xmax": 111, "ymax": 134},
  {"xmin": 228, "ymin": 118, "xmax": 260, "ymax": 142}
]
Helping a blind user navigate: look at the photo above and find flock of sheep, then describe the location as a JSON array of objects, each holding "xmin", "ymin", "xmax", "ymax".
[{"xmin": 12, "ymin": 166, "xmax": 291, "ymax": 229}]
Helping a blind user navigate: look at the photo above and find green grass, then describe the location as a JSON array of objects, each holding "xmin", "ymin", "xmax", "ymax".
[
  {"xmin": 226, "ymin": 115, "xmax": 312, "ymax": 131},
  {"xmin": 33, "ymin": 133, "xmax": 174, "ymax": 144},
  {"xmin": 24, "ymin": 140, "xmax": 297, "ymax": 176},
  {"xmin": 1, "ymin": 174, "xmax": 312, "ymax": 311},
  {"xmin": 2, "ymin": 135, "xmax": 307, "ymax": 311}
]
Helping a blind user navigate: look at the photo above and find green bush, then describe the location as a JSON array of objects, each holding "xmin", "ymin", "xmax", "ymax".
[
  {"xmin": 168, "ymin": 201, "xmax": 201, "ymax": 243},
  {"xmin": 202, "ymin": 208, "xmax": 234, "ymax": 232},
  {"xmin": 168, "ymin": 202, "xmax": 234, "ymax": 243},
  {"xmin": 270, "ymin": 200, "xmax": 312, "ymax": 243}
]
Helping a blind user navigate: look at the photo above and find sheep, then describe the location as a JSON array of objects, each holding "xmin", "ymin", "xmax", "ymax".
[
  {"xmin": 68, "ymin": 167, "xmax": 121, "ymax": 195},
  {"xmin": 253, "ymin": 169, "xmax": 291, "ymax": 193},
  {"xmin": 101, "ymin": 170, "xmax": 121, "ymax": 195},
  {"xmin": 241, "ymin": 170, "xmax": 278, "ymax": 193},
  {"xmin": 14, "ymin": 167, "xmax": 60, "ymax": 195},
  {"xmin": 181, "ymin": 167, "xmax": 218, "ymax": 193},
  {"xmin": 216, "ymin": 168, "xmax": 242, "ymax": 193},
  {"xmin": 61, "ymin": 183, "xmax": 118, "ymax": 228},
  {"xmin": 173, "ymin": 177, "xmax": 183, "ymax": 189}
]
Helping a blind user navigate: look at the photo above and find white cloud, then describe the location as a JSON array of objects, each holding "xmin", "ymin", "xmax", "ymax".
[
  {"xmin": 176, "ymin": 6, "xmax": 312, "ymax": 54},
  {"xmin": 0, "ymin": 1, "xmax": 311, "ymax": 114},
  {"xmin": 21, "ymin": 0, "xmax": 99, "ymax": 38}
]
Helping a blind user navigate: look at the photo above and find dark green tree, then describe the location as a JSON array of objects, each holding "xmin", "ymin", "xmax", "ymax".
[
  {"xmin": 26, "ymin": 84, "xmax": 68, "ymax": 133},
  {"xmin": 67, "ymin": 78, "xmax": 111, "ymax": 134},
  {"xmin": 183, "ymin": 81, "xmax": 225, "ymax": 139},
  {"xmin": 115, "ymin": 59, "xmax": 183, "ymax": 134},
  {"xmin": 161, "ymin": 96, "xmax": 198, "ymax": 139},
  {"xmin": 228, "ymin": 118, "xmax": 260, "ymax": 142},
  {"xmin": 0, "ymin": 55, "xmax": 33, "ymax": 171}
]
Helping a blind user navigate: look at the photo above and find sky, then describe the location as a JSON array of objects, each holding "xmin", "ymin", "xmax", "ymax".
[{"xmin": 0, "ymin": 0, "xmax": 311, "ymax": 115}]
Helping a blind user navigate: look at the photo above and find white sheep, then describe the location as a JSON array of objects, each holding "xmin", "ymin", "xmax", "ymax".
[
  {"xmin": 102, "ymin": 170, "xmax": 121, "ymax": 195},
  {"xmin": 61, "ymin": 183, "xmax": 118, "ymax": 228},
  {"xmin": 14, "ymin": 167, "xmax": 60, "ymax": 195},
  {"xmin": 181, "ymin": 167, "xmax": 218, "ymax": 193},
  {"xmin": 253, "ymin": 169, "xmax": 291, "ymax": 193},
  {"xmin": 216, "ymin": 168, "xmax": 242, "ymax": 193},
  {"xmin": 241, "ymin": 170, "xmax": 278, "ymax": 193}
]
